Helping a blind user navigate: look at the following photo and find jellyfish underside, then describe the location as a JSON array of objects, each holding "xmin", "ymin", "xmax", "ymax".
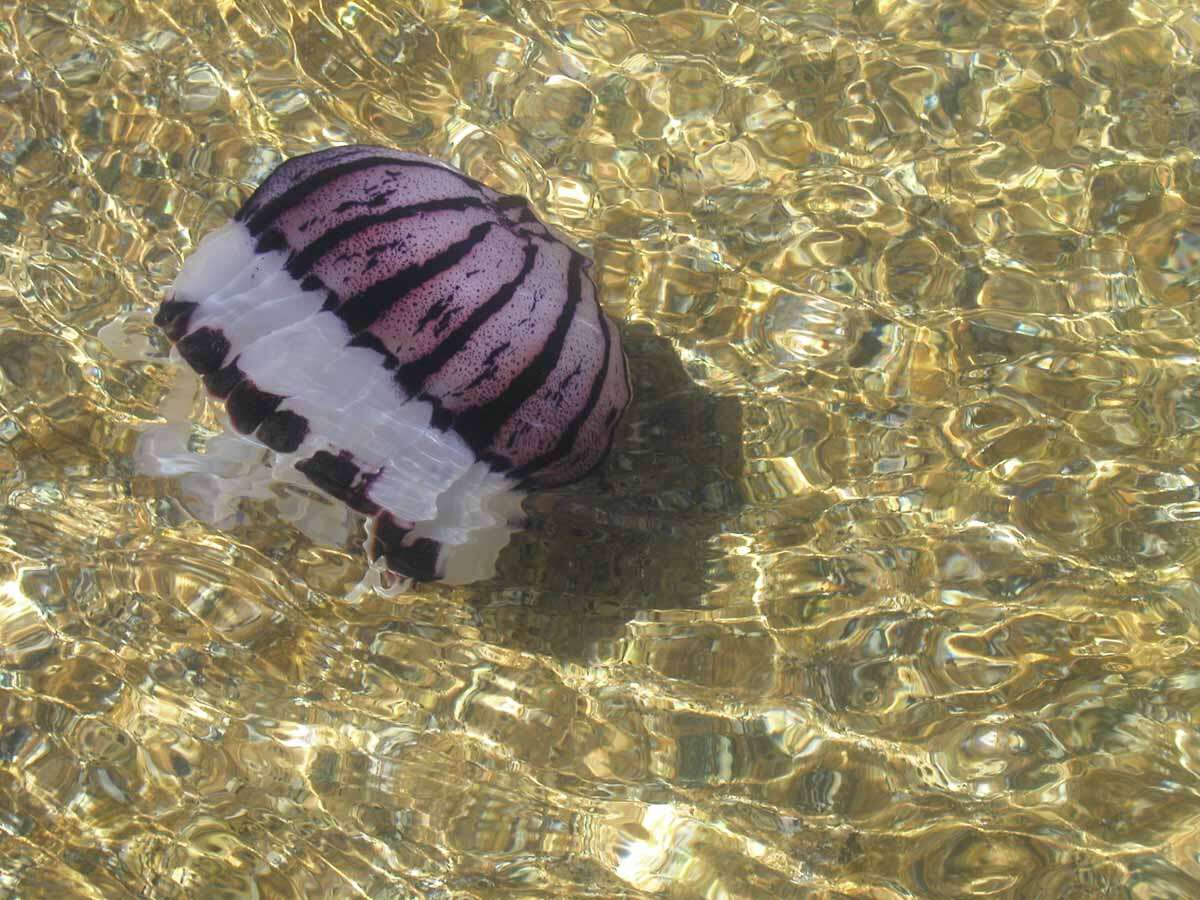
[{"xmin": 133, "ymin": 352, "xmax": 524, "ymax": 590}]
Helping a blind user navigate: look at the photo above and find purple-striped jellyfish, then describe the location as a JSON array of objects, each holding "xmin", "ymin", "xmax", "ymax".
[{"xmin": 150, "ymin": 146, "xmax": 631, "ymax": 585}]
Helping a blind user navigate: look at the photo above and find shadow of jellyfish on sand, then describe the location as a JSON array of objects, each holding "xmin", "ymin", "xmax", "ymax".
[{"xmin": 480, "ymin": 323, "xmax": 745, "ymax": 662}]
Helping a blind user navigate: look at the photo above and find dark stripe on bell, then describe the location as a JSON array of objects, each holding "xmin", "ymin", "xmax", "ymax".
[
  {"xmin": 452, "ymin": 252, "xmax": 585, "ymax": 455},
  {"xmin": 226, "ymin": 381, "xmax": 283, "ymax": 434},
  {"xmin": 510, "ymin": 306, "xmax": 614, "ymax": 484},
  {"xmin": 294, "ymin": 450, "xmax": 379, "ymax": 515},
  {"xmin": 285, "ymin": 195, "xmax": 489, "ymax": 278},
  {"xmin": 257, "ymin": 409, "xmax": 309, "ymax": 453},
  {"xmin": 177, "ymin": 327, "xmax": 230, "ymax": 375},
  {"xmin": 154, "ymin": 299, "xmax": 197, "ymax": 341},
  {"xmin": 347, "ymin": 332, "xmax": 400, "ymax": 369},
  {"xmin": 204, "ymin": 361, "xmax": 244, "ymax": 399},
  {"xmin": 429, "ymin": 401, "xmax": 453, "ymax": 431},
  {"xmin": 235, "ymin": 145, "xmax": 367, "ymax": 225},
  {"xmin": 255, "ymin": 228, "xmax": 289, "ymax": 254},
  {"xmin": 242, "ymin": 154, "xmax": 488, "ymax": 238},
  {"xmin": 371, "ymin": 514, "xmax": 441, "ymax": 581},
  {"xmin": 336, "ymin": 222, "xmax": 494, "ymax": 334},
  {"xmin": 397, "ymin": 241, "xmax": 539, "ymax": 393}
]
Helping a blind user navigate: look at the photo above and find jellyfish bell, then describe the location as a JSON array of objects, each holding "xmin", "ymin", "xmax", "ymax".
[{"xmin": 144, "ymin": 145, "xmax": 631, "ymax": 586}]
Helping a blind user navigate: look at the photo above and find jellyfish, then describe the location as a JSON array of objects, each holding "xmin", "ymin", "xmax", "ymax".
[{"xmin": 146, "ymin": 145, "xmax": 631, "ymax": 585}]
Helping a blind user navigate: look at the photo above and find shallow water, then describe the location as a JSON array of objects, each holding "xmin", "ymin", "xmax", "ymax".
[{"xmin": 3, "ymin": 0, "xmax": 1200, "ymax": 896}]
